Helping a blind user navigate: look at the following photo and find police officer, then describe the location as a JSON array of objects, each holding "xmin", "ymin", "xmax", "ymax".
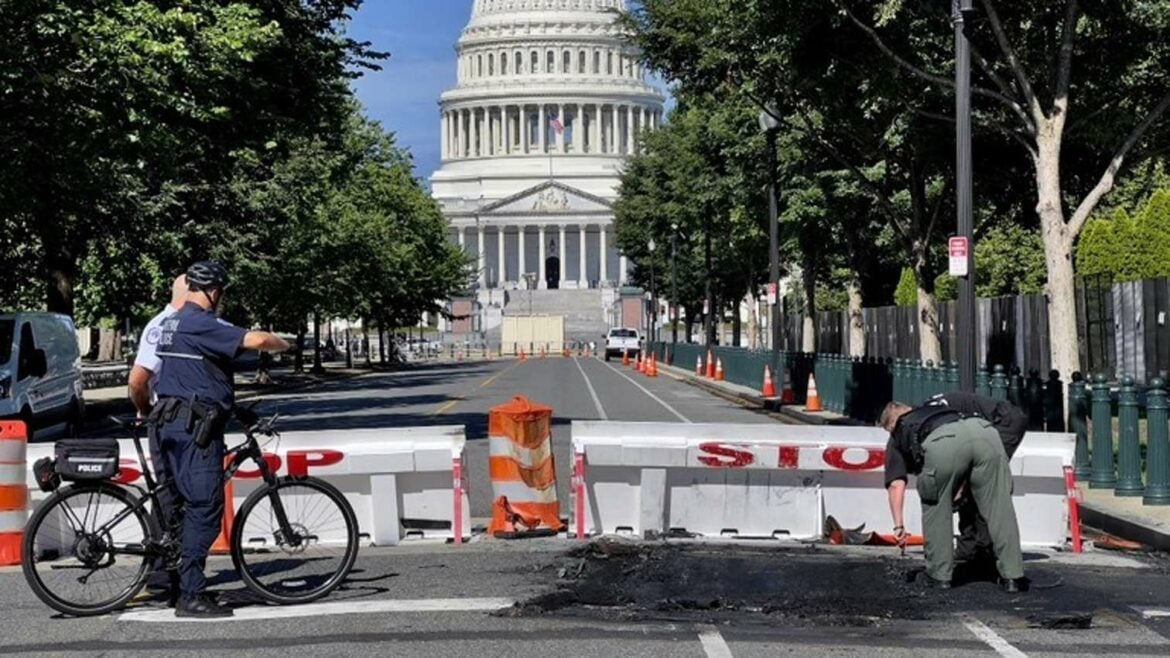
[
  {"xmin": 152, "ymin": 261, "xmax": 290, "ymax": 618},
  {"xmin": 127, "ymin": 273, "xmax": 187, "ymax": 600},
  {"xmin": 880, "ymin": 399, "xmax": 1027, "ymax": 592},
  {"xmin": 919, "ymin": 392, "xmax": 1028, "ymax": 570}
]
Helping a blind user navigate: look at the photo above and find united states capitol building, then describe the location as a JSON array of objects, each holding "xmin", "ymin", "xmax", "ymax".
[{"xmin": 431, "ymin": 0, "xmax": 665, "ymax": 342}]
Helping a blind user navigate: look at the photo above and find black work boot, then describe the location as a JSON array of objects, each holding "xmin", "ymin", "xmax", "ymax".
[
  {"xmin": 175, "ymin": 593, "xmax": 234, "ymax": 618},
  {"xmin": 999, "ymin": 577, "xmax": 1030, "ymax": 593}
]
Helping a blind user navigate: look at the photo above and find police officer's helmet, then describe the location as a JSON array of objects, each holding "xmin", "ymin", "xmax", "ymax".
[{"xmin": 186, "ymin": 261, "xmax": 230, "ymax": 292}]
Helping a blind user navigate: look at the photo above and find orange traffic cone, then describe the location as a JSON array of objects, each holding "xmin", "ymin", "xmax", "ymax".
[
  {"xmin": 648, "ymin": 354, "xmax": 658, "ymax": 378},
  {"xmin": 705, "ymin": 349, "xmax": 715, "ymax": 378},
  {"xmin": 715, "ymin": 358, "xmax": 725, "ymax": 381},
  {"xmin": 805, "ymin": 374, "xmax": 823, "ymax": 412},
  {"xmin": 622, "ymin": 349, "xmax": 630, "ymax": 366},
  {"xmin": 762, "ymin": 365, "xmax": 777, "ymax": 397},
  {"xmin": 695, "ymin": 355, "xmax": 703, "ymax": 376},
  {"xmin": 519, "ymin": 347, "xmax": 527, "ymax": 361}
]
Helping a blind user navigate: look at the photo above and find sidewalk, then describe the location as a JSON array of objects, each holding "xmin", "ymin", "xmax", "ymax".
[
  {"xmin": 654, "ymin": 361, "xmax": 862, "ymax": 426},
  {"xmin": 1078, "ymin": 487, "xmax": 1170, "ymax": 551},
  {"xmin": 658, "ymin": 358, "xmax": 1170, "ymax": 551}
]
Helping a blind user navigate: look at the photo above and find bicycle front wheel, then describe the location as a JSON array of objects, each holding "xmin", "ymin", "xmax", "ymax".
[
  {"xmin": 231, "ymin": 476, "xmax": 359, "ymax": 605},
  {"xmin": 21, "ymin": 483, "xmax": 156, "ymax": 617}
]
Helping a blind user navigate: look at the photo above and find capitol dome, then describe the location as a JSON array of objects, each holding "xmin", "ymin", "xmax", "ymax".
[{"xmin": 431, "ymin": 0, "xmax": 664, "ymax": 293}]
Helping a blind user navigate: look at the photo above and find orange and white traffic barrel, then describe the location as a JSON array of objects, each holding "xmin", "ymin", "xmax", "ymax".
[
  {"xmin": 487, "ymin": 396, "xmax": 565, "ymax": 537},
  {"xmin": 0, "ymin": 421, "xmax": 28, "ymax": 566}
]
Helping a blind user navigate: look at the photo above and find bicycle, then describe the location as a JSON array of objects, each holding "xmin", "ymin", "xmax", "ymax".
[{"xmin": 21, "ymin": 407, "xmax": 360, "ymax": 617}]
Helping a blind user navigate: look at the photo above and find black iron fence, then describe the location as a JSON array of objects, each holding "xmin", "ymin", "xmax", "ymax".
[{"xmin": 776, "ymin": 275, "xmax": 1170, "ymax": 384}]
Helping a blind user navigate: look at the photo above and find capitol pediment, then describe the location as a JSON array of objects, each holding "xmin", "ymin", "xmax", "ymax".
[{"xmin": 478, "ymin": 181, "xmax": 612, "ymax": 215}]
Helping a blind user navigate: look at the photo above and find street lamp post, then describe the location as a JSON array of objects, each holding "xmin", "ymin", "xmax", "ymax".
[
  {"xmin": 759, "ymin": 105, "xmax": 782, "ymax": 373},
  {"xmin": 648, "ymin": 238, "xmax": 657, "ymax": 343},
  {"xmin": 954, "ymin": 0, "xmax": 976, "ymax": 392},
  {"xmin": 670, "ymin": 223, "xmax": 678, "ymax": 344}
]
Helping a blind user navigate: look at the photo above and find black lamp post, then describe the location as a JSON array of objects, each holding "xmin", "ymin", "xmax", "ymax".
[
  {"xmin": 759, "ymin": 105, "xmax": 782, "ymax": 371},
  {"xmin": 954, "ymin": 0, "xmax": 976, "ymax": 392},
  {"xmin": 648, "ymin": 238, "xmax": 657, "ymax": 343},
  {"xmin": 670, "ymin": 223, "xmax": 678, "ymax": 343}
]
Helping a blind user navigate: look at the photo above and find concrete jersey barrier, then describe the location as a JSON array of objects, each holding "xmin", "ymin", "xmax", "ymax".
[
  {"xmin": 25, "ymin": 427, "xmax": 471, "ymax": 546},
  {"xmin": 570, "ymin": 421, "xmax": 1074, "ymax": 548}
]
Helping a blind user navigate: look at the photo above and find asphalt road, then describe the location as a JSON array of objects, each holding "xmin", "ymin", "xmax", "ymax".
[
  {"xmin": 253, "ymin": 355, "xmax": 774, "ymax": 518},
  {"xmin": 5, "ymin": 356, "xmax": 1170, "ymax": 656}
]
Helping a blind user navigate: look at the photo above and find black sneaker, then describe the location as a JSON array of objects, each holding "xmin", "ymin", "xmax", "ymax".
[
  {"xmin": 175, "ymin": 593, "xmax": 234, "ymax": 618},
  {"xmin": 999, "ymin": 577, "xmax": 1030, "ymax": 593}
]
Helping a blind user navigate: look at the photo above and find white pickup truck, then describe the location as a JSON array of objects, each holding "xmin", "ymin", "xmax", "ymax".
[{"xmin": 603, "ymin": 327, "xmax": 642, "ymax": 361}]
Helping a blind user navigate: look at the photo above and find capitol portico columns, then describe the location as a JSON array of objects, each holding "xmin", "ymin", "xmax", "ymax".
[
  {"xmin": 558, "ymin": 226, "xmax": 567, "ymax": 283},
  {"xmin": 538, "ymin": 226, "xmax": 547, "ymax": 289},
  {"xmin": 497, "ymin": 226, "xmax": 506, "ymax": 285},
  {"xmin": 578, "ymin": 226, "xmax": 587, "ymax": 288},
  {"xmin": 477, "ymin": 226, "xmax": 486, "ymax": 287},
  {"xmin": 599, "ymin": 226, "xmax": 608, "ymax": 283},
  {"xmin": 518, "ymin": 227, "xmax": 526, "ymax": 281}
]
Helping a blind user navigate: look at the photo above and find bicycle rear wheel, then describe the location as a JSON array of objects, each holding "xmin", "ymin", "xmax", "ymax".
[
  {"xmin": 231, "ymin": 476, "xmax": 358, "ymax": 605},
  {"xmin": 21, "ymin": 483, "xmax": 157, "ymax": 617}
]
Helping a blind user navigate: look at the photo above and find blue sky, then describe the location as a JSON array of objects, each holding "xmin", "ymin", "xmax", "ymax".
[{"xmin": 347, "ymin": 1, "xmax": 468, "ymax": 183}]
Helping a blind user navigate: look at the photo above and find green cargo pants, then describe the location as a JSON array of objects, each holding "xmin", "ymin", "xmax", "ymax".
[{"xmin": 917, "ymin": 417, "xmax": 1024, "ymax": 582}]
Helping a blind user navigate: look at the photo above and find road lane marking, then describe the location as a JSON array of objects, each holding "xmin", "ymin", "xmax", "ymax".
[
  {"xmin": 960, "ymin": 615, "xmax": 1027, "ymax": 658},
  {"xmin": 573, "ymin": 357, "xmax": 609, "ymax": 420},
  {"xmin": 601, "ymin": 360, "xmax": 691, "ymax": 423},
  {"xmin": 697, "ymin": 625, "xmax": 733, "ymax": 658},
  {"xmin": 119, "ymin": 597, "xmax": 515, "ymax": 623},
  {"xmin": 479, "ymin": 359, "xmax": 522, "ymax": 388},
  {"xmin": 1134, "ymin": 607, "xmax": 1170, "ymax": 618},
  {"xmin": 432, "ymin": 360, "xmax": 522, "ymax": 415}
]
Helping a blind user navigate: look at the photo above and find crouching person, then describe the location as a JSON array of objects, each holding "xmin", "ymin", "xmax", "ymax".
[{"xmin": 880, "ymin": 401, "xmax": 1028, "ymax": 592}]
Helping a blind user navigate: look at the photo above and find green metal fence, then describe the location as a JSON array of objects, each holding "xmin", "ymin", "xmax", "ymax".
[{"xmin": 649, "ymin": 342, "xmax": 1170, "ymax": 507}]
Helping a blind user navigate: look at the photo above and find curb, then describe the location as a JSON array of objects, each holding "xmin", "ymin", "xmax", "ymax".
[
  {"xmin": 1080, "ymin": 502, "xmax": 1170, "ymax": 552},
  {"xmin": 656, "ymin": 362, "xmax": 862, "ymax": 426}
]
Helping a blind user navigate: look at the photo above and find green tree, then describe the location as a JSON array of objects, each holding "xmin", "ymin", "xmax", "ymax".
[
  {"xmin": 0, "ymin": 1, "xmax": 383, "ymax": 316},
  {"xmin": 835, "ymin": 0, "xmax": 1170, "ymax": 379},
  {"xmin": 895, "ymin": 268, "xmax": 918, "ymax": 307},
  {"xmin": 974, "ymin": 223, "xmax": 1046, "ymax": 297}
]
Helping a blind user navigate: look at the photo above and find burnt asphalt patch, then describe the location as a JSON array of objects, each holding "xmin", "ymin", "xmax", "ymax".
[{"xmin": 501, "ymin": 539, "xmax": 1167, "ymax": 631}]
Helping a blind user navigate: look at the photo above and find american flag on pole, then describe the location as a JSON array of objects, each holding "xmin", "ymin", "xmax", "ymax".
[{"xmin": 548, "ymin": 112, "xmax": 564, "ymax": 134}]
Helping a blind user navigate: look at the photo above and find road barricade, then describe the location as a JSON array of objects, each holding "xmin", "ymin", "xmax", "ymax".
[
  {"xmin": 488, "ymin": 396, "xmax": 565, "ymax": 536},
  {"xmin": 24, "ymin": 426, "xmax": 471, "ymax": 547},
  {"xmin": 0, "ymin": 421, "xmax": 28, "ymax": 565},
  {"xmin": 570, "ymin": 421, "xmax": 1075, "ymax": 548}
]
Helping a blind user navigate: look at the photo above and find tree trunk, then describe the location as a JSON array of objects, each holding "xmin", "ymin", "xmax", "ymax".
[
  {"xmin": 916, "ymin": 285, "xmax": 942, "ymax": 364},
  {"xmin": 1045, "ymin": 237, "xmax": 1080, "ymax": 378},
  {"xmin": 847, "ymin": 279, "xmax": 865, "ymax": 357},
  {"xmin": 746, "ymin": 292, "xmax": 760, "ymax": 350},
  {"xmin": 801, "ymin": 261, "xmax": 817, "ymax": 353},
  {"xmin": 1036, "ymin": 128, "xmax": 1082, "ymax": 380},
  {"xmin": 362, "ymin": 323, "xmax": 372, "ymax": 368},
  {"xmin": 731, "ymin": 301, "xmax": 742, "ymax": 347},
  {"xmin": 311, "ymin": 314, "xmax": 324, "ymax": 374},
  {"xmin": 45, "ymin": 250, "xmax": 76, "ymax": 317},
  {"xmin": 379, "ymin": 324, "xmax": 387, "ymax": 364},
  {"xmin": 97, "ymin": 328, "xmax": 121, "ymax": 362},
  {"xmin": 294, "ymin": 329, "xmax": 305, "ymax": 374}
]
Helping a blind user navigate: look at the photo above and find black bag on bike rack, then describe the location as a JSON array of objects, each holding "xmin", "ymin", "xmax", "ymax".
[
  {"xmin": 32, "ymin": 457, "xmax": 60, "ymax": 492},
  {"xmin": 54, "ymin": 439, "xmax": 120, "ymax": 481}
]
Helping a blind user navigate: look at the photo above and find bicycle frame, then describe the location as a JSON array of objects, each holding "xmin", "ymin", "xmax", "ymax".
[{"xmin": 62, "ymin": 412, "xmax": 305, "ymax": 563}]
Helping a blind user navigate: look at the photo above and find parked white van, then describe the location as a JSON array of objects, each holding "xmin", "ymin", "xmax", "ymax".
[{"xmin": 0, "ymin": 313, "xmax": 85, "ymax": 434}]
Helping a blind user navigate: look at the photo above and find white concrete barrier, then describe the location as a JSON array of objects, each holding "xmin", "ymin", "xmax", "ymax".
[
  {"xmin": 25, "ymin": 427, "xmax": 470, "ymax": 546},
  {"xmin": 571, "ymin": 421, "xmax": 1074, "ymax": 549}
]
